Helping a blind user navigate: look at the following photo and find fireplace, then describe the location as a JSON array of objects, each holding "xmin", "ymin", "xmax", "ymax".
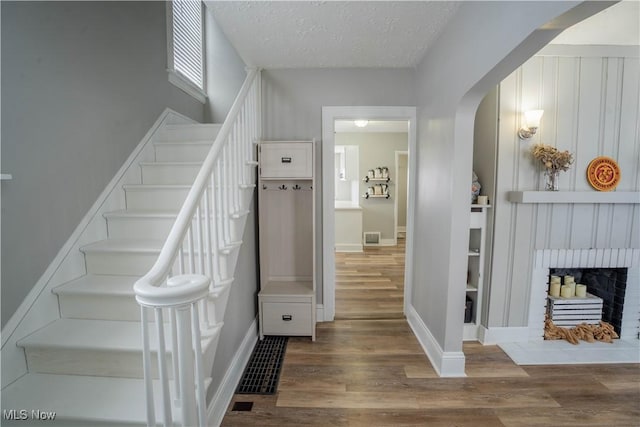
[
  {"xmin": 549, "ymin": 267, "xmax": 628, "ymax": 335},
  {"xmin": 528, "ymin": 249, "xmax": 640, "ymax": 341}
]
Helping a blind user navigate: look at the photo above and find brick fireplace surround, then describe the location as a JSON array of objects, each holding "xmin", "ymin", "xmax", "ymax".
[{"xmin": 499, "ymin": 248, "xmax": 639, "ymax": 365}]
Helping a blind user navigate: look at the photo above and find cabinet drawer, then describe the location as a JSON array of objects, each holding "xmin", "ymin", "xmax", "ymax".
[
  {"xmin": 261, "ymin": 302, "xmax": 312, "ymax": 336},
  {"xmin": 260, "ymin": 142, "xmax": 313, "ymax": 178}
]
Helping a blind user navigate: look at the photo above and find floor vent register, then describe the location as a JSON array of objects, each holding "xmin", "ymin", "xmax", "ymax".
[{"xmin": 237, "ymin": 336, "xmax": 288, "ymax": 395}]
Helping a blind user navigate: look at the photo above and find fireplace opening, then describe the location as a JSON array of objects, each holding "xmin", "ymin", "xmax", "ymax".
[{"xmin": 549, "ymin": 267, "xmax": 628, "ymax": 335}]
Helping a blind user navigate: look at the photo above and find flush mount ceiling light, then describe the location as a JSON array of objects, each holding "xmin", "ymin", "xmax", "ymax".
[
  {"xmin": 354, "ymin": 120, "xmax": 369, "ymax": 128},
  {"xmin": 518, "ymin": 110, "xmax": 544, "ymax": 140}
]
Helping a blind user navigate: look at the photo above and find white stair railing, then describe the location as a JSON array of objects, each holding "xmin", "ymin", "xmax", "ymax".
[{"xmin": 134, "ymin": 69, "xmax": 260, "ymax": 427}]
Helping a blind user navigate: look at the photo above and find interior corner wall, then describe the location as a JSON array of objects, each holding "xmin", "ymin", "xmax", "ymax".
[
  {"xmin": 487, "ymin": 47, "xmax": 640, "ymax": 328},
  {"xmin": 411, "ymin": 1, "xmax": 601, "ymax": 353},
  {"xmin": 472, "ymin": 86, "xmax": 499, "ymax": 327},
  {"xmin": 261, "ymin": 68, "xmax": 416, "ymax": 305},
  {"xmin": 204, "ymin": 6, "xmax": 247, "ymax": 123},
  {"xmin": 0, "ymin": 1, "xmax": 204, "ymax": 327}
]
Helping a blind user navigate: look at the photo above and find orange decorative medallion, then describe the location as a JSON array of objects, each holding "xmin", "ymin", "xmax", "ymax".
[{"xmin": 587, "ymin": 156, "xmax": 621, "ymax": 192}]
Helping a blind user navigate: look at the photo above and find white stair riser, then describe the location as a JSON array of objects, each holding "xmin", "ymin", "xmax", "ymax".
[
  {"xmin": 84, "ymin": 251, "xmax": 159, "ymax": 276},
  {"xmin": 154, "ymin": 143, "xmax": 211, "ymax": 162},
  {"xmin": 107, "ymin": 216, "xmax": 176, "ymax": 240},
  {"xmin": 155, "ymin": 124, "xmax": 221, "ymax": 142},
  {"xmin": 83, "ymin": 251, "xmax": 230, "ymax": 277},
  {"xmin": 125, "ymin": 187, "xmax": 188, "ymax": 210},
  {"xmin": 58, "ymin": 294, "xmax": 140, "ymax": 321},
  {"xmin": 140, "ymin": 163, "xmax": 201, "ymax": 185},
  {"xmin": 24, "ymin": 348, "xmax": 149, "ymax": 378}
]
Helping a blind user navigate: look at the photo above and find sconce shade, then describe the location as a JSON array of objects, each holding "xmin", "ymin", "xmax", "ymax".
[
  {"xmin": 519, "ymin": 109, "xmax": 544, "ymax": 140},
  {"xmin": 524, "ymin": 110, "xmax": 544, "ymax": 129}
]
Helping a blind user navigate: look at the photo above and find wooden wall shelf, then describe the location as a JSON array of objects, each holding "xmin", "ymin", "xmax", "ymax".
[{"xmin": 507, "ymin": 191, "xmax": 640, "ymax": 204}]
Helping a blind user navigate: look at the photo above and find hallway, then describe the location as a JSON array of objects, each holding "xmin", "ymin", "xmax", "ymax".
[{"xmin": 335, "ymin": 236, "xmax": 406, "ymax": 320}]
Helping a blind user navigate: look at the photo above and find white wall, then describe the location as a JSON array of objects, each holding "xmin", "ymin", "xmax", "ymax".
[
  {"xmin": 409, "ymin": 1, "xmax": 611, "ymax": 373},
  {"xmin": 335, "ymin": 132, "xmax": 408, "ymax": 241},
  {"xmin": 204, "ymin": 7, "xmax": 247, "ymax": 123},
  {"xmin": 487, "ymin": 46, "xmax": 640, "ymax": 328},
  {"xmin": 0, "ymin": 1, "xmax": 203, "ymax": 327},
  {"xmin": 262, "ymin": 68, "xmax": 416, "ymax": 303}
]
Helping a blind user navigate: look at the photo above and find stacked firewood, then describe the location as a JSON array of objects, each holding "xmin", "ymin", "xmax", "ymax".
[{"xmin": 544, "ymin": 316, "xmax": 619, "ymax": 345}]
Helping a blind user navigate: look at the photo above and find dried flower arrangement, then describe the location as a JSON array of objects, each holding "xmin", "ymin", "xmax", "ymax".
[{"xmin": 531, "ymin": 143, "xmax": 574, "ymax": 172}]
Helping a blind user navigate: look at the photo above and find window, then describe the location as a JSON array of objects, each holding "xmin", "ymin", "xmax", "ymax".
[{"xmin": 167, "ymin": 0, "xmax": 206, "ymax": 103}]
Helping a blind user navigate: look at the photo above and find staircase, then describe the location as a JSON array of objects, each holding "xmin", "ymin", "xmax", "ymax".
[{"xmin": 2, "ymin": 71, "xmax": 260, "ymax": 426}]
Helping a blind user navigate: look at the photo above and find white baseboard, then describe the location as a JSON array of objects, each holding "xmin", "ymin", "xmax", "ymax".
[
  {"xmin": 397, "ymin": 226, "xmax": 406, "ymax": 233},
  {"xmin": 479, "ymin": 326, "xmax": 530, "ymax": 345},
  {"xmin": 406, "ymin": 305, "xmax": 466, "ymax": 377},
  {"xmin": 208, "ymin": 319, "xmax": 258, "ymax": 427},
  {"xmin": 335, "ymin": 244, "xmax": 363, "ymax": 252},
  {"xmin": 316, "ymin": 304, "xmax": 325, "ymax": 322},
  {"xmin": 379, "ymin": 238, "xmax": 396, "ymax": 246}
]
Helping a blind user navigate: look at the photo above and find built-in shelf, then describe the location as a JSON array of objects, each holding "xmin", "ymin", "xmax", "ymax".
[
  {"xmin": 1, "ymin": 174, "xmax": 12, "ymax": 181},
  {"xmin": 363, "ymin": 194, "xmax": 390, "ymax": 199},
  {"xmin": 508, "ymin": 191, "xmax": 640, "ymax": 204},
  {"xmin": 363, "ymin": 176, "xmax": 390, "ymax": 183},
  {"xmin": 466, "ymin": 285, "xmax": 478, "ymax": 292},
  {"xmin": 468, "ymin": 250, "xmax": 480, "ymax": 257}
]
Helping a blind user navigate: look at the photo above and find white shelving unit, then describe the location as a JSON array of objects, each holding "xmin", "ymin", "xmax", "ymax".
[
  {"xmin": 258, "ymin": 141, "xmax": 316, "ymax": 341},
  {"xmin": 464, "ymin": 204, "xmax": 490, "ymax": 341}
]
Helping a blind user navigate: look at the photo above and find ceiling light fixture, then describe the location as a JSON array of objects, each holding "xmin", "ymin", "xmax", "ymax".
[{"xmin": 354, "ymin": 120, "xmax": 369, "ymax": 128}]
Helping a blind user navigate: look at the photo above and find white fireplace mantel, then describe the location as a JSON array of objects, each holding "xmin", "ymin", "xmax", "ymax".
[{"xmin": 507, "ymin": 191, "xmax": 640, "ymax": 204}]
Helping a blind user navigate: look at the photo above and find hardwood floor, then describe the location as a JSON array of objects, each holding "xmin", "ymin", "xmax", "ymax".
[
  {"xmin": 222, "ymin": 240, "xmax": 640, "ymax": 426},
  {"xmin": 335, "ymin": 237, "xmax": 406, "ymax": 320},
  {"xmin": 223, "ymin": 319, "xmax": 639, "ymax": 426}
]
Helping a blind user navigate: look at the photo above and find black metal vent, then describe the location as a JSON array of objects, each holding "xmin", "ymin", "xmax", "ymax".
[{"xmin": 237, "ymin": 336, "xmax": 288, "ymax": 395}]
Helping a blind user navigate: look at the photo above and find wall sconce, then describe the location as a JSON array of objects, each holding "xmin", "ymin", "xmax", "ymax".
[
  {"xmin": 354, "ymin": 120, "xmax": 369, "ymax": 128},
  {"xmin": 518, "ymin": 110, "xmax": 544, "ymax": 140}
]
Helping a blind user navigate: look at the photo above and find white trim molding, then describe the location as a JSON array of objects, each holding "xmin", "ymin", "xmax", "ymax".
[
  {"xmin": 208, "ymin": 319, "xmax": 258, "ymax": 427},
  {"xmin": 168, "ymin": 70, "xmax": 207, "ymax": 104},
  {"xmin": 479, "ymin": 326, "xmax": 530, "ymax": 345},
  {"xmin": 406, "ymin": 305, "xmax": 466, "ymax": 378},
  {"xmin": 335, "ymin": 244, "xmax": 363, "ymax": 253}
]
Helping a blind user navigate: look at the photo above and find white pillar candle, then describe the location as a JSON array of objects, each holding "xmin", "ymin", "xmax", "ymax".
[
  {"xmin": 560, "ymin": 285, "xmax": 573, "ymax": 298},
  {"xmin": 549, "ymin": 282, "xmax": 561, "ymax": 297},
  {"xmin": 550, "ymin": 276, "xmax": 561, "ymax": 284},
  {"xmin": 477, "ymin": 195, "xmax": 488, "ymax": 205},
  {"xmin": 567, "ymin": 282, "xmax": 576, "ymax": 297},
  {"xmin": 564, "ymin": 275, "xmax": 574, "ymax": 284},
  {"xmin": 575, "ymin": 284, "xmax": 587, "ymax": 298}
]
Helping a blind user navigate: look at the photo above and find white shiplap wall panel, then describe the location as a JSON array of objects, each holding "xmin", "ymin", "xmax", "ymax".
[{"xmin": 486, "ymin": 48, "xmax": 640, "ymax": 327}]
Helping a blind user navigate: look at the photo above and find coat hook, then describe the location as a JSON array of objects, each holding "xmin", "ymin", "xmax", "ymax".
[
  {"xmin": 263, "ymin": 184, "xmax": 267, "ymax": 190},
  {"xmin": 279, "ymin": 184, "xmax": 287, "ymax": 190},
  {"xmin": 292, "ymin": 184, "xmax": 301, "ymax": 190}
]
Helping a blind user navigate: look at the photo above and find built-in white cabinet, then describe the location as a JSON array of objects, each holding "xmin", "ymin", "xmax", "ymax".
[
  {"xmin": 464, "ymin": 205, "xmax": 490, "ymax": 341},
  {"xmin": 258, "ymin": 141, "xmax": 316, "ymax": 341}
]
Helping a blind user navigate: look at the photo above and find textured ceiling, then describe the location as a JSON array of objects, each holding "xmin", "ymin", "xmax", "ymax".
[{"xmin": 206, "ymin": 1, "xmax": 460, "ymax": 68}]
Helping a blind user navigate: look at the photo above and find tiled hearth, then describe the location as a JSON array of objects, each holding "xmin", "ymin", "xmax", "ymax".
[{"xmin": 499, "ymin": 248, "xmax": 640, "ymax": 365}]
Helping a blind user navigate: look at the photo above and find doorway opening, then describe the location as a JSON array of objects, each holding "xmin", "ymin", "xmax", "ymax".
[
  {"xmin": 333, "ymin": 122, "xmax": 409, "ymax": 319},
  {"xmin": 321, "ymin": 106, "xmax": 417, "ymax": 322}
]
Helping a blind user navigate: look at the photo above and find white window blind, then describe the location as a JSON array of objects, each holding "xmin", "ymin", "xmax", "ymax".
[{"xmin": 172, "ymin": 0, "xmax": 203, "ymax": 90}]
